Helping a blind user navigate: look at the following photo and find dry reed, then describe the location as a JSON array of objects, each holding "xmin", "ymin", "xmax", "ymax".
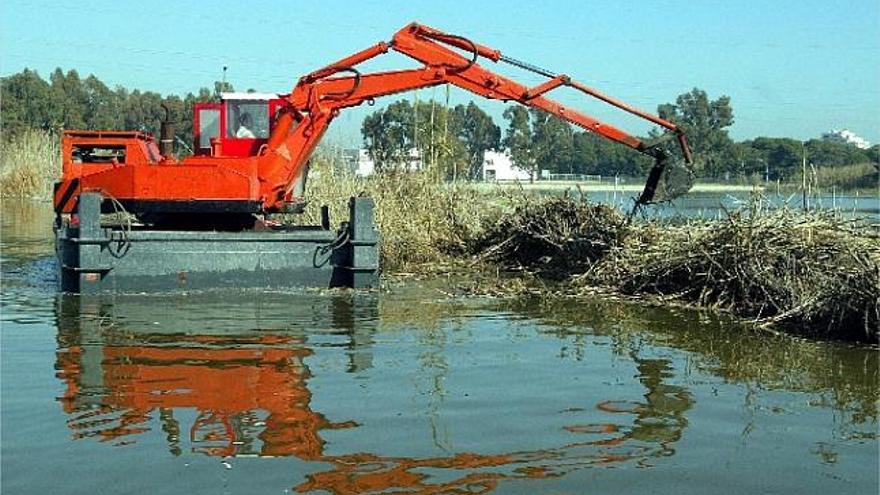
[
  {"xmin": 295, "ymin": 152, "xmax": 498, "ymax": 272},
  {"xmin": 0, "ymin": 130, "xmax": 60, "ymax": 199},
  {"xmin": 300, "ymin": 158, "xmax": 879, "ymax": 342},
  {"xmin": 587, "ymin": 201, "xmax": 879, "ymax": 342},
  {"xmin": 473, "ymin": 193, "xmax": 626, "ymax": 278}
]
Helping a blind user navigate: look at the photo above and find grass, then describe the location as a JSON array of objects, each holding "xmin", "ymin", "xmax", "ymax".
[
  {"xmin": 301, "ymin": 151, "xmax": 878, "ymax": 342},
  {"xmin": 0, "ymin": 130, "xmax": 60, "ymax": 199},
  {"xmin": 812, "ymin": 162, "xmax": 879, "ymax": 192}
]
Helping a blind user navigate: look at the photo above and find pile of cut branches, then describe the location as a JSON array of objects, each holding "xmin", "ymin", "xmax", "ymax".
[
  {"xmin": 474, "ymin": 194, "xmax": 626, "ymax": 278},
  {"xmin": 586, "ymin": 204, "xmax": 879, "ymax": 342}
]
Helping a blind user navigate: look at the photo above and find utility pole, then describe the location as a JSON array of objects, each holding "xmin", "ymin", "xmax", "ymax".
[
  {"xmin": 801, "ymin": 141, "xmax": 808, "ymax": 211},
  {"xmin": 429, "ymin": 88, "xmax": 436, "ymax": 172},
  {"xmin": 444, "ymin": 84, "xmax": 451, "ymax": 180},
  {"xmin": 413, "ymin": 89, "xmax": 419, "ymax": 170}
]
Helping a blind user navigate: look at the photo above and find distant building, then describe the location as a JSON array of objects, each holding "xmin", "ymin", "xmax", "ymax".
[
  {"xmin": 822, "ymin": 129, "xmax": 871, "ymax": 150},
  {"xmin": 342, "ymin": 148, "xmax": 376, "ymax": 177},
  {"xmin": 343, "ymin": 148, "xmax": 536, "ymax": 181},
  {"xmin": 482, "ymin": 150, "xmax": 534, "ymax": 181},
  {"xmin": 342, "ymin": 148, "xmax": 422, "ymax": 177}
]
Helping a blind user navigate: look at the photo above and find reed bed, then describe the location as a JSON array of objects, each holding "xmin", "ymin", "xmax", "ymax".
[
  {"xmin": 0, "ymin": 130, "xmax": 60, "ymax": 199},
  {"xmin": 270, "ymin": 155, "xmax": 880, "ymax": 342},
  {"xmin": 587, "ymin": 203, "xmax": 879, "ymax": 342},
  {"xmin": 469, "ymin": 194, "xmax": 879, "ymax": 343},
  {"xmin": 296, "ymin": 154, "xmax": 498, "ymax": 272}
]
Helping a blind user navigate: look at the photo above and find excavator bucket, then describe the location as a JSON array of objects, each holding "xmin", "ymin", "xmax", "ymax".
[{"xmin": 652, "ymin": 157, "xmax": 696, "ymax": 203}]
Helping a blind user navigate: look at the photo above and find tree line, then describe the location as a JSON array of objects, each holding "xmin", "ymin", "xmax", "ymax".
[
  {"xmin": 2, "ymin": 68, "xmax": 877, "ymax": 183},
  {"xmin": 363, "ymin": 88, "xmax": 878, "ymax": 183},
  {"xmin": 1, "ymin": 68, "xmax": 233, "ymax": 152}
]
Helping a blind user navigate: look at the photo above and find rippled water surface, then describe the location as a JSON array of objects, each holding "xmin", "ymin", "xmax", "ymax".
[{"xmin": 1, "ymin": 200, "xmax": 877, "ymax": 494}]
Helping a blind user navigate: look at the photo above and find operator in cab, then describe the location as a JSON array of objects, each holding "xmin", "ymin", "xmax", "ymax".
[{"xmin": 236, "ymin": 113, "xmax": 256, "ymax": 138}]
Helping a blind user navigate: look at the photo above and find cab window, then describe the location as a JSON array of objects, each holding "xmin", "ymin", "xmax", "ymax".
[
  {"xmin": 226, "ymin": 101, "xmax": 269, "ymax": 139},
  {"xmin": 197, "ymin": 108, "xmax": 220, "ymax": 149}
]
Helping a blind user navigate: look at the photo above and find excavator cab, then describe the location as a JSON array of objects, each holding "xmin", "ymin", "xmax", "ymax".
[{"xmin": 193, "ymin": 92, "xmax": 285, "ymax": 158}]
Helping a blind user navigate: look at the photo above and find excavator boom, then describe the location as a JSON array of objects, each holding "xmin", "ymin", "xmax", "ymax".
[{"xmin": 258, "ymin": 22, "xmax": 692, "ymax": 211}]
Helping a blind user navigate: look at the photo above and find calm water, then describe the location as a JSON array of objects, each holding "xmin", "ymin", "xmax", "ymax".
[
  {"xmin": 574, "ymin": 189, "xmax": 879, "ymax": 221},
  {"xmin": 2, "ymin": 201, "xmax": 878, "ymax": 494}
]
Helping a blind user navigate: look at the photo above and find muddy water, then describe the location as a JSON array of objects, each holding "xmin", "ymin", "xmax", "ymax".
[{"xmin": 2, "ymin": 200, "xmax": 877, "ymax": 494}]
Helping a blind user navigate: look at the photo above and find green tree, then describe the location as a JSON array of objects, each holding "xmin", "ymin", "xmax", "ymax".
[
  {"xmin": 867, "ymin": 145, "xmax": 879, "ymax": 165},
  {"xmin": 657, "ymin": 88, "xmax": 734, "ymax": 177},
  {"xmin": 530, "ymin": 108, "xmax": 574, "ymax": 174},
  {"xmin": 726, "ymin": 141, "xmax": 766, "ymax": 179},
  {"xmin": 414, "ymin": 99, "xmax": 467, "ymax": 178},
  {"xmin": 0, "ymin": 68, "xmax": 241, "ymax": 157},
  {"xmin": 571, "ymin": 131, "xmax": 651, "ymax": 177},
  {"xmin": 0, "ymin": 69, "xmax": 54, "ymax": 134},
  {"xmin": 747, "ymin": 137, "xmax": 804, "ymax": 181},
  {"xmin": 82, "ymin": 75, "xmax": 119, "ymax": 129},
  {"xmin": 805, "ymin": 139, "xmax": 871, "ymax": 168},
  {"xmin": 214, "ymin": 80, "xmax": 234, "ymax": 98},
  {"xmin": 361, "ymin": 99, "xmax": 472, "ymax": 178},
  {"xmin": 453, "ymin": 102, "xmax": 500, "ymax": 180},
  {"xmin": 118, "ymin": 89, "xmax": 165, "ymax": 134},
  {"xmin": 502, "ymin": 106, "xmax": 533, "ymax": 175},
  {"xmin": 362, "ymin": 100, "xmax": 418, "ymax": 170},
  {"xmin": 49, "ymin": 68, "xmax": 88, "ymax": 129}
]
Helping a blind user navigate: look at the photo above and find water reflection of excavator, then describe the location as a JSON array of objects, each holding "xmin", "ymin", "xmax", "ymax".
[
  {"xmin": 55, "ymin": 294, "xmax": 372, "ymax": 458},
  {"xmin": 55, "ymin": 294, "xmax": 693, "ymax": 493}
]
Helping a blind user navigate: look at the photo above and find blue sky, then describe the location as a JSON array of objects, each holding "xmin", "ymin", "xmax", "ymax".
[{"xmin": 3, "ymin": 0, "xmax": 878, "ymax": 146}]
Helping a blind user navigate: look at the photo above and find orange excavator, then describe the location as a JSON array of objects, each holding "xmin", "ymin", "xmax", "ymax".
[
  {"xmin": 53, "ymin": 23, "xmax": 692, "ymax": 293},
  {"xmin": 54, "ymin": 22, "xmax": 692, "ymax": 224}
]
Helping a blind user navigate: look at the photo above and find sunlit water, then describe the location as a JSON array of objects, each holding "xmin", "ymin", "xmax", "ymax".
[
  {"xmin": 568, "ymin": 188, "xmax": 879, "ymax": 221},
  {"xmin": 2, "ymin": 200, "xmax": 877, "ymax": 494}
]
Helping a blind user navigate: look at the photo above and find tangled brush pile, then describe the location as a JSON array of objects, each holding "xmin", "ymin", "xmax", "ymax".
[
  {"xmin": 475, "ymin": 195, "xmax": 626, "ymax": 279},
  {"xmin": 588, "ymin": 204, "xmax": 879, "ymax": 342}
]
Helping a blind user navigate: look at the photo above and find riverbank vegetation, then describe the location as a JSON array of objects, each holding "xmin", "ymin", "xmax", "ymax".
[
  {"xmin": 0, "ymin": 130, "xmax": 59, "ymax": 199},
  {"xmin": 299, "ymin": 155, "xmax": 879, "ymax": 344}
]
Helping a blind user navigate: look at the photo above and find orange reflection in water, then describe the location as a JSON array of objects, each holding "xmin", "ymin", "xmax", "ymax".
[
  {"xmin": 57, "ymin": 334, "xmax": 353, "ymax": 458},
  {"xmin": 55, "ymin": 298, "xmax": 692, "ymax": 494}
]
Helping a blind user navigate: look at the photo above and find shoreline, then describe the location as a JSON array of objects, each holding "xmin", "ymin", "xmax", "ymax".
[{"xmin": 475, "ymin": 181, "xmax": 765, "ymax": 193}]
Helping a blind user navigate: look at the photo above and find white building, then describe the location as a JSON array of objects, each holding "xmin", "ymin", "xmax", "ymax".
[
  {"xmin": 343, "ymin": 148, "xmax": 422, "ymax": 177},
  {"xmin": 341, "ymin": 149, "xmax": 375, "ymax": 177},
  {"xmin": 482, "ymin": 150, "xmax": 534, "ymax": 182},
  {"xmin": 822, "ymin": 129, "xmax": 871, "ymax": 149}
]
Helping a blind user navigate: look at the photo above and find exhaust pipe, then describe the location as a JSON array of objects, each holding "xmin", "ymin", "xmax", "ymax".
[{"xmin": 160, "ymin": 104, "xmax": 175, "ymax": 158}]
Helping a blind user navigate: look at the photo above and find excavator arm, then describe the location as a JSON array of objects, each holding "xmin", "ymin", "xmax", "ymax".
[{"xmin": 257, "ymin": 22, "xmax": 693, "ymax": 212}]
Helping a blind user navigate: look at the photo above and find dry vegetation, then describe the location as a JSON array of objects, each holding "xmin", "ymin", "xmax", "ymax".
[
  {"xmin": 0, "ymin": 130, "xmax": 60, "ymax": 199},
  {"xmin": 295, "ymin": 153, "xmax": 500, "ymax": 272},
  {"xmin": 302, "ymin": 152, "xmax": 879, "ymax": 343},
  {"xmin": 2, "ymin": 135, "xmax": 876, "ymax": 343},
  {"xmin": 474, "ymin": 194, "xmax": 626, "ymax": 278},
  {"xmin": 586, "ymin": 202, "xmax": 880, "ymax": 343}
]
